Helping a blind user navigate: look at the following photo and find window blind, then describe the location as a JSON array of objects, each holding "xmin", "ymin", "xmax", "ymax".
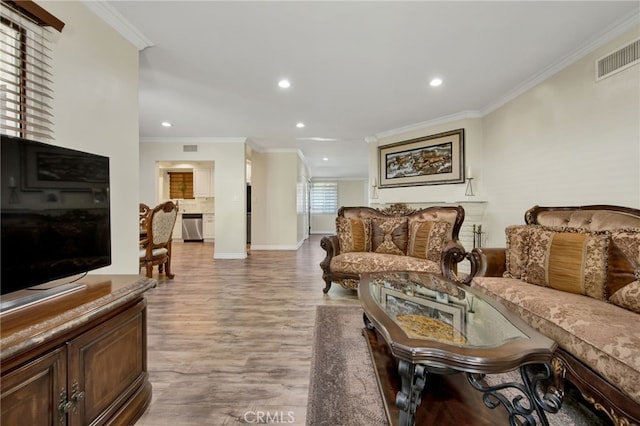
[
  {"xmin": 310, "ymin": 182, "xmax": 338, "ymax": 214},
  {"xmin": 1, "ymin": 1, "xmax": 62, "ymax": 141},
  {"xmin": 169, "ymin": 172, "xmax": 194, "ymax": 199}
]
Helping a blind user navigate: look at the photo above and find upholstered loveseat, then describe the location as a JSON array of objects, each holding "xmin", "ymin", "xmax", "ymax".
[
  {"xmin": 319, "ymin": 203, "xmax": 465, "ymax": 293},
  {"xmin": 465, "ymin": 205, "xmax": 640, "ymax": 425}
]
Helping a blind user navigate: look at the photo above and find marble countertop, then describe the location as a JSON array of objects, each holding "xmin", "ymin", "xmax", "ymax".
[{"xmin": 0, "ymin": 275, "xmax": 156, "ymax": 361}]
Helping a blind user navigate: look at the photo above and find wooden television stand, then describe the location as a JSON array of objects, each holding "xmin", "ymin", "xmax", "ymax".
[{"xmin": 1, "ymin": 275, "xmax": 156, "ymax": 425}]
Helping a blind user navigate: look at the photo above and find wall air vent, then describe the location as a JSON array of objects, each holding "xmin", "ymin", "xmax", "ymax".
[
  {"xmin": 596, "ymin": 38, "xmax": 640, "ymax": 81},
  {"xmin": 183, "ymin": 144, "xmax": 198, "ymax": 152}
]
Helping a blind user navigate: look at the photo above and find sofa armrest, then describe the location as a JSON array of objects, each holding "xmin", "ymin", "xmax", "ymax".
[
  {"xmin": 320, "ymin": 235, "xmax": 340, "ymax": 258},
  {"xmin": 474, "ymin": 247, "xmax": 507, "ymax": 277},
  {"xmin": 320, "ymin": 235, "xmax": 340, "ymax": 293},
  {"xmin": 441, "ymin": 239, "xmax": 469, "ymax": 283}
]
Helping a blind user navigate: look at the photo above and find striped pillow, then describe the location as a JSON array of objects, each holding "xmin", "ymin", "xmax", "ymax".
[
  {"xmin": 522, "ymin": 227, "xmax": 610, "ymax": 300},
  {"xmin": 407, "ymin": 220, "xmax": 452, "ymax": 262},
  {"xmin": 336, "ymin": 217, "xmax": 371, "ymax": 253}
]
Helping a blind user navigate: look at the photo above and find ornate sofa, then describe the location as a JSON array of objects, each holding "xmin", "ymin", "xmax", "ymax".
[
  {"xmin": 465, "ymin": 205, "xmax": 640, "ymax": 425},
  {"xmin": 319, "ymin": 203, "xmax": 465, "ymax": 293}
]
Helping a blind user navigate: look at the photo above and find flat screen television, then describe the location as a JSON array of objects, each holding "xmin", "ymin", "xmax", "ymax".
[{"xmin": 1, "ymin": 135, "xmax": 111, "ymax": 304}]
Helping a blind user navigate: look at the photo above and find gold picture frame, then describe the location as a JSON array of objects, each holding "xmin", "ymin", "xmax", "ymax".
[{"xmin": 378, "ymin": 129, "xmax": 465, "ymax": 188}]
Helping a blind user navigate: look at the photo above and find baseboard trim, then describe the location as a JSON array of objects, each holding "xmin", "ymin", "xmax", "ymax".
[
  {"xmin": 253, "ymin": 238, "xmax": 307, "ymax": 250},
  {"xmin": 213, "ymin": 252, "xmax": 248, "ymax": 259},
  {"xmin": 251, "ymin": 244, "xmax": 299, "ymax": 250}
]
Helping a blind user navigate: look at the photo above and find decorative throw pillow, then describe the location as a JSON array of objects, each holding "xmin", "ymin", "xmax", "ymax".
[
  {"xmin": 336, "ymin": 217, "xmax": 371, "ymax": 253},
  {"xmin": 504, "ymin": 225, "xmax": 533, "ymax": 279},
  {"xmin": 522, "ymin": 227, "xmax": 610, "ymax": 300},
  {"xmin": 607, "ymin": 228, "xmax": 640, "ymax": 297},
  {"xmin": 611, "ymin": 228, "xmax": 640, "ymax": 265},
  {"xmin": 406, "ymin": 220, "xmax": 452, "ymax": 263},
  {"xmin": 609, "ymin": 281, "xmax": 640, "ymax": 314},
  {"xmin": 371, "ymin": 217, "xmax": 408, "ymax": 255}
]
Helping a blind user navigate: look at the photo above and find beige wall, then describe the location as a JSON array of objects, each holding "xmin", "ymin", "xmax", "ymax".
[
  {"xmin": 46, "ymin": 1, "xmax": 140, "ymax": 274},
  {"xmin": 139, "ymin": 140, "xmax": 247, "ymax": 258},
  {"xmin": 250, "ymin": 151, "xmax": 310, "ymax": 249},
  {"xmin": 250, "ymin": 151, "xmax": 267, "ymax": 246},
  {"xmin": 368, "ymin": 26, "xmax": 639, "ymax": 247},
  {"xmin": 482, "ymin": 26, "xmax": 640, "ymax": 245},
  {"xmin": 297, "ymin": 155, "xmax": 311, "ymax": 243},
  {"xmin": 310, "ymin": 179, "xmax": 367, "ymax": 234}
]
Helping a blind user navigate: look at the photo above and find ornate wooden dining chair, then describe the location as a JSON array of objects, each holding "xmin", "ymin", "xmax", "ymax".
[
  {"xmin": 139, "ymin": 201, "xmax": 178, "ymax": 278},
  {"xmin": 139, "ymin": 203, "xmax": 151, "ymax": 239}
]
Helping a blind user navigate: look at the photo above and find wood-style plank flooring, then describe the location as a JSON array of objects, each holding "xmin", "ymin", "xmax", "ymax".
[{"xmin": 136, "ymin": 235, "xmax": 358, "ymax": 425}]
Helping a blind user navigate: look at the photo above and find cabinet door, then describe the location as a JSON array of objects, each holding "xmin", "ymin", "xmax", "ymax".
[
  {"xmin": 193, "ymin": 168, "xmax": 213, "ymax": 197},
  {"xmin": 203, "ymin": 214, "xmax": 215, "ymax": 238},
  {"xmin": 1, "ymin": 346, "xmax": 67, "ymax": 426},
  {"xmin": 67, "ymin": 300, "xmax": 147, "ymax": 426}
]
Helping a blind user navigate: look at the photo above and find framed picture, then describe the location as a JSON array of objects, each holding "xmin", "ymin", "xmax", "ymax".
[
  {"xmin": 379, "ymin": 286, "xmax": 466, "ymax": 338},
  {"xmin": 22, "ymin": 144, "xmax": 108, "ymax": 190},
  {"xmin": 378, "ymin": 129, "xmax": 465, "ymax": 188}
]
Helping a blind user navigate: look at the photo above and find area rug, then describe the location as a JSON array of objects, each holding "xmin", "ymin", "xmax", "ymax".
[{"xmin": 306, "ymin": 305, "xmax": 607, "ymax": 426}]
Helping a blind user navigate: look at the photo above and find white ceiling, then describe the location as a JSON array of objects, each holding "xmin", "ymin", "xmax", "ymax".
[{"xmin": 92, "ymin": 1, "xmax": 639, "ymax": 179}]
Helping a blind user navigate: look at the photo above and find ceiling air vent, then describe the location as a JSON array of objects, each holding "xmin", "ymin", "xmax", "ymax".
[
  {"xmin": 183, "ymin": 144, "xmax": 198, "ymax": 152},
  {"xmin": 596, "ymin": 38, "xmax": 640, "ymax": 81}
]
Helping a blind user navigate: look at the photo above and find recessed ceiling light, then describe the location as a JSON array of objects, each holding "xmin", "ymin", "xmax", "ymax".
[
  {"xmin": 278, "ymin": 79, "xmax": 291, "ymax": 88},
  {"xmin": 161, "ymin": 121, "xmax": 172, "ymax": 127},
  {"xmin": 429, "ymin": 78, "xmax": 443, "ymax": 87},
  {"xmin": 296, "ymin": 122, "xmax": 305, "ymax": 128},
  {"xmin": 323, "ymin": 157, "xmax": 329, "ymax": 161}
]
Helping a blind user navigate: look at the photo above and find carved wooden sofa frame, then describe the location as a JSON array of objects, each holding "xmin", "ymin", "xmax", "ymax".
[
  {"xmin": 320, "ymin": 203, "xmax": 466, "ymax": 293},
  {"xmin": 460, "ymin": 205, "xmax": 640, "ymax": 425}
]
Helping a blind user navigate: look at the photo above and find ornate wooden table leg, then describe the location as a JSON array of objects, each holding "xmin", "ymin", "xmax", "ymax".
[{"xmin": 396, "ymin": 360, "xmax": 427, "ymax": 426}]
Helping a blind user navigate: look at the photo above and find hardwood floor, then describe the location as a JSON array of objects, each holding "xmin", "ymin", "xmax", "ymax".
[{"xmin": 136, "ymin": 235, "xmax": 358, "ymax": 425}]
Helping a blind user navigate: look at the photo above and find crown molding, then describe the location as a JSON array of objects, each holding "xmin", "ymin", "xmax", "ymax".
[
  {"xmin": 263, "ymin": 148, "xmax": 300, "ymax": 154},
  {"xmin": 140, "ymin": 137, "xmax": 247, "ymax": 144},
  {"xmin": 298, "ymin": 150, "xmax": 311, "ymax": 175},
  {"xmin": 372, "ymin": 110, "xmax": 482, "ymax": 141},
  {"xmin": 82, "ymin": 1, "xmax": 153, "ymax": 51},
  {"xmin": 365, "ymin": 136, "xmax": 378, "ymax": 145},
  {"xmin": 245, "ymin": 139, "xmax": 265, "ymax": 154},
  {"xmin": 482, "ymin": 10, "xmax": 640, "ymax": 116},
  {"xmin": 369, "ymin": 10, "xmax": 639, "ymax": 142}
]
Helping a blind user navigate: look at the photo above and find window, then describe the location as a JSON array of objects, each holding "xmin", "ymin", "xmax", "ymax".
[
  {"xmin": 1, "ymin": 1, "xmax": 64, "ymax": 140},
  {"xmin": 169, "ymin": 172, "xmax": 194, "ymax": 199},
  {"xmin": 310, "ymin": 182, "xmax": 338, "ymax": 214}
]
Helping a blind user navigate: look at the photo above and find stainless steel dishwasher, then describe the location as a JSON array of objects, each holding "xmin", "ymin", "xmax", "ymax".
[{"xmin": 181, "ymin": 213, "xmax": 203, "ymax": 241}]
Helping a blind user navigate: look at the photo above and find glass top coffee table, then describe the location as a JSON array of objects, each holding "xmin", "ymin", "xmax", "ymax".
[{"xmin": 359, "ymin": 272, "xmax": 563, "ymax": 426}]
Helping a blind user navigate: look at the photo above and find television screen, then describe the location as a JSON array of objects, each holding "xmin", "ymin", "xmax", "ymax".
[{"xmin": 1, "ymin": 135, "xmax": 111, "ymax": 295}]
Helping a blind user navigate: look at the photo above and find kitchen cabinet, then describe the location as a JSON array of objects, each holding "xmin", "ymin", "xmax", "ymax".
[
  {"xmin": 1, "ymin": 276, "xmax": 154, "ymax": 426},
  {"xmin": 203, "ymin": 213, "xmax": 215, "ymax": 240},
  {"xmin": 193, "ymin": 168, "xmax": 214, "ymax": 198}
]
